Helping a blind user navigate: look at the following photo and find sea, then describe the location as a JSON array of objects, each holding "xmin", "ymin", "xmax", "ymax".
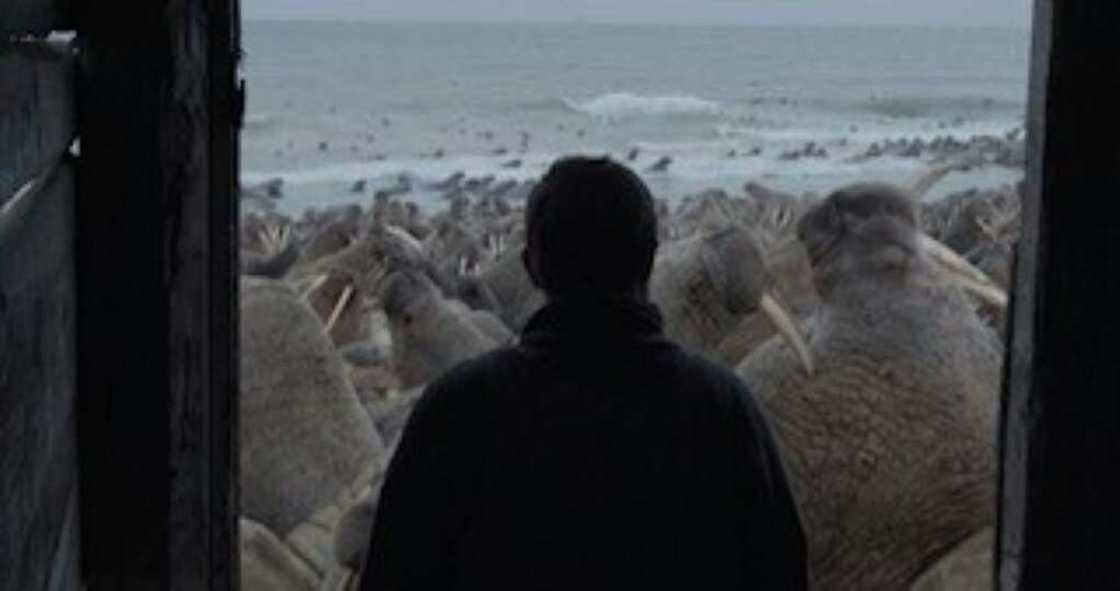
[{"xmin": 240, "ymin": 21, "xmax": 1031, "ymax": 214}]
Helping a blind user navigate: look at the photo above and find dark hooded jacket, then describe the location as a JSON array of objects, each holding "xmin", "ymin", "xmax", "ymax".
[{"xmin": 359, "ymin": 295, "xmax": 807, "ymax": 590}]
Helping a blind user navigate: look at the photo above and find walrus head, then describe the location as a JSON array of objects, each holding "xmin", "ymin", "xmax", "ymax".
[
  {"xmin": 656, "ymin": 224, "xmax": 816, "ymax": 376},
  {"xmin": 378, "ymin": 269, "xmax": 500, "ymax": 388},
  {"xmin": 379, "ymin": 269, "xmax": 439, "ymax": 327},
  {"xmin": 799, "ymin": 182, "xmax": 1007, "ymax": 309},
  {"xmin": 710, "ymin": 226, "xmax": 815, "ymax": 377}
]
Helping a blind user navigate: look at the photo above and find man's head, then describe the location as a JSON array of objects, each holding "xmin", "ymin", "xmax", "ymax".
[{"xmin": 522, "ymin": 156, "xmax": 659, "ymax": 299}]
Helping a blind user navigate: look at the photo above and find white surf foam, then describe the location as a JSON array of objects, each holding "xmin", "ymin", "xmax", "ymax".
[
  {"xmin": 564, "ymin": 92, "xmax": 722, "ymax": 118},
  {"xmin": 242, "ymin": 112, "xmax": 289, "ymax": 134}
]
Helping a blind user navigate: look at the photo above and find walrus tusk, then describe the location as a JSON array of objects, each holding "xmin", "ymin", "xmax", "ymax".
[
  {"xmin": 918, "ymin": 233, "xmax": 998, "ymax": 286},
  {"xmin": 280, "ymin": 224, "xmax": 291, "ymax": 248},
  {"xmin": 760, "ymin": 292, "xmax": 815, "ymax": 377},
  {"xmin": 918, "ymin": 233, "xmax": 1009, "ymax": 309},
  {"xmin": 257, "ymin": 228, "xmax": 275, "ymax": 255},
  {"xmin": 258, "ymin": 222, "xmax": 290, "ymax": 256},
  {"xmin": 976, "ymin": 217, "xmax": 999, "ymax": 241},
  {"xmin": 905, "ymin": 164, "xmax": 954, "ymax": 198},
  {"xmin": 984, "ymin": 211, "xmax": 1020, "ymax": 239},
  {"xmin": 948, "ymin": 273, "xmax": 1009, "ymax": 310},
  {"xmin": 324, "ymin": 285, "xmax": 355, "ymax": 335},
  {"xmin": 301, "ymin": 273, "xmax": 330, "ymax": 300},
  {"xmin": 370, "ymin": 264, "xmax": 390, "ymax": 291}
]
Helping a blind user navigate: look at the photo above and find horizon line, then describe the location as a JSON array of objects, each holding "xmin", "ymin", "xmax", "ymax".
[{"xmin": 241, "ymin": 16, "xmax": 1032, "ymax": 31}]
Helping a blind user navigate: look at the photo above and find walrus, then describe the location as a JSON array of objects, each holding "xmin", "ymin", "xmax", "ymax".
[
  {"xmin": 455, "ymin": 274, "xmax": 503, "ymax": 315},
  {"xmin": 293, "ymin": 223, "xmax": 451, "ymax": 295},
  {"xmin": 244, "ymin": 241, "xmax": 301, "ymax": 279},
  {"xmin": 941, "ymin": 197, "xmax": 1000, "ymax": 256},
  {"xmin": 380, "ymin": 269, "xmax": 505, "ymax": 389},
  {"xmin": 300, "ymin": 270, "xmax": 370, "ymax": 347},
  {"xmin": 333, "ymin": 488, "xmax": 380, "ymax": 573},
  {"xmin": 299, "ymin": 223, "xmax": 356, "ymax": 266},
  {"xmin": 668, "ymin": 189, "xmax": 749, "ymax": 240},
  {"xmin": 910, "ymin": 528, "xmax": 994, "ymax": 591},
  {"xmin": 646, "ymin": 155, "xmax": 672, "ymax": 172},
  {"xmin": 477, "ymin": 247, "xmax": 546, "ymax": 332},
  {"xmin": 473, "ymin": 222, "xmax": 811, "ymax": 370},
  {"xmin": 747, "ymin": 166, "xmax": 1007, "ymax": 349},
  {"xmin": 241, "ymin": 220, "xmax": 302, "ymax": 279},
  {"xmin": 650, "ymin": 224, "xmax": 813, "ymax": 371},
  {"xmin": 240, "ymin": 278, "xmax": 386, "ymax": 535},
  {"xmin": 737, "ymin": 183, "xmax": 1006, "ymax": 589},
  {"xmin": 425, "ymin": 218, "xmax": 487, "ymax": 281},
  {"xmin": 290, "ymin": 223, "xmax": 455, "ymax": 347},
  {"xmin": 240, "ymin": 517, "xmax": 320, "ymax": 591},
  {"xmin": 429, "ymin": 171, "xmax": 465, "ymax": 192},
  {"xmin": 362, "ymin": 386, "xmax": 425, "ymax": 451},
  {"xmin": 714, "ymin": 166, "xmax": 963, "ymax": 367},
  {"xmin": 402, "ymin": 201, "xmax": 433, "ymax": 241},
  {"xmin": 712, "ymin": 234, "xmax": 820, "ymax": 366}
]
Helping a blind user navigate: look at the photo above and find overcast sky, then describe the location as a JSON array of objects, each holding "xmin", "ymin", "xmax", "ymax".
[{"xmin": 244, "ymin": 0, "xmax": 1032, "ymax": 28}]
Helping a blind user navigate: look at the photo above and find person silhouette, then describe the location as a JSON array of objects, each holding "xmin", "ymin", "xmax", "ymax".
[{"xmin": 359, "ymin": 156, "xmax": 807, "ymax": 590}]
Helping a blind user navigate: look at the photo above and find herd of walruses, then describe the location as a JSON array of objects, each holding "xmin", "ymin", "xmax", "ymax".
[{"xmin": 237, "ymin": 163, "xmax": 1019, "ymax": 590}]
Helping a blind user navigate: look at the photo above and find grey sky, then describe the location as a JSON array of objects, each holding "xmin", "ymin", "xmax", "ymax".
[{"xmin": 244, "ymin": 0, "xmax": 1032, "ymax": 28}]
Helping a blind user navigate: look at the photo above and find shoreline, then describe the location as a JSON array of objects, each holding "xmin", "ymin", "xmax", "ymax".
[{"xmin": 242, "ymin": 128, "xmax": 1026, "ymax": 217}]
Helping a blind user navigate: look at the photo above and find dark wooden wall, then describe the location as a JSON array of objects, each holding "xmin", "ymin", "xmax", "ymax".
[
  {"xmin": 0, "ymin": 0, "xmax": 71, "ymax": 36},
  {"xmin": 76, "ymin": 0, "xmax": 240, "ymax": 589},
  {"xmin": 0, "ymin": 41, "xmax": 75, "ymax": 207},
  {"xmin": 998, "ymin": 0, "xmax": 1120, "ymax": 588},
  {"xmin": 0, "ymin": 24, "xmax": 81, "ymax": 591}
]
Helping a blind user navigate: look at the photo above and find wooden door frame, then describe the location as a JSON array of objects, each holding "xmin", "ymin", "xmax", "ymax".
[
  {"xmin": 996, "ymin": 0, "xmax": 1120, "ymax": 588},
  {"xmin": 75, "ymin": 0, "xmax": 241, "ymax": 588}
]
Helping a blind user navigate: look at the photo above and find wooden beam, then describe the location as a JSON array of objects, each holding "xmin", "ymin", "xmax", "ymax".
[
  {"xmin": 0, "ymin": 45, "xmax": 76, "ymax": 207},
  {"xmin": 0, "ymin": 163, "xmax": 81, "ymax": 591},
  {"xmin": 0, "ymin": 0, "xmax": 72, "ymax": 36},
  {"xmin": 76, "ymin": 1, "xmax": 238, "ymax": 588},
  {"xmin": 997, "ymin": 0, "xmax": 1120, "ymax": 588},
  {"xmin": 206, "ymin": 0, "xmax": 242, "ymax": 586}
]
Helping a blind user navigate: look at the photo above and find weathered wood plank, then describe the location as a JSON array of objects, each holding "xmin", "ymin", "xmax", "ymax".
[
  {"xmin": 46, "ymin": 489, "xmax": 82, "ymax": 591},
  {"xmin": 0, "ymin": 47, "xmax": 76, "ymax": 207},
  {"xmin": 997, "ymin": 0, "xmax": 1120, "ymax": 588},
  {"xmin": 0, "ymin": 0, "xmax": 72, "ymax": 35},
  {"xmin": 207, "ymin": 0, "xmax": 243, "ymax": 586},
  {"xmin": 0, "ymin": 163, "xmax": 80, "ymax": 591},
  {"xmin": 77, "ymin": 1, "xmax": 239, "ymax": 589}
]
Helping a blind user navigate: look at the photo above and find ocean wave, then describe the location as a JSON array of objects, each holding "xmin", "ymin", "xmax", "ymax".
[{"xmin": 563, "ymin": 92, "xmax": 722, "ymax": 118}]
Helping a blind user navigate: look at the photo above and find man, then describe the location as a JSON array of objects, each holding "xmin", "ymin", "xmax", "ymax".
[{"xmin": 359, "ymin": 156, "xmax": 807, "ymax": 590}]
